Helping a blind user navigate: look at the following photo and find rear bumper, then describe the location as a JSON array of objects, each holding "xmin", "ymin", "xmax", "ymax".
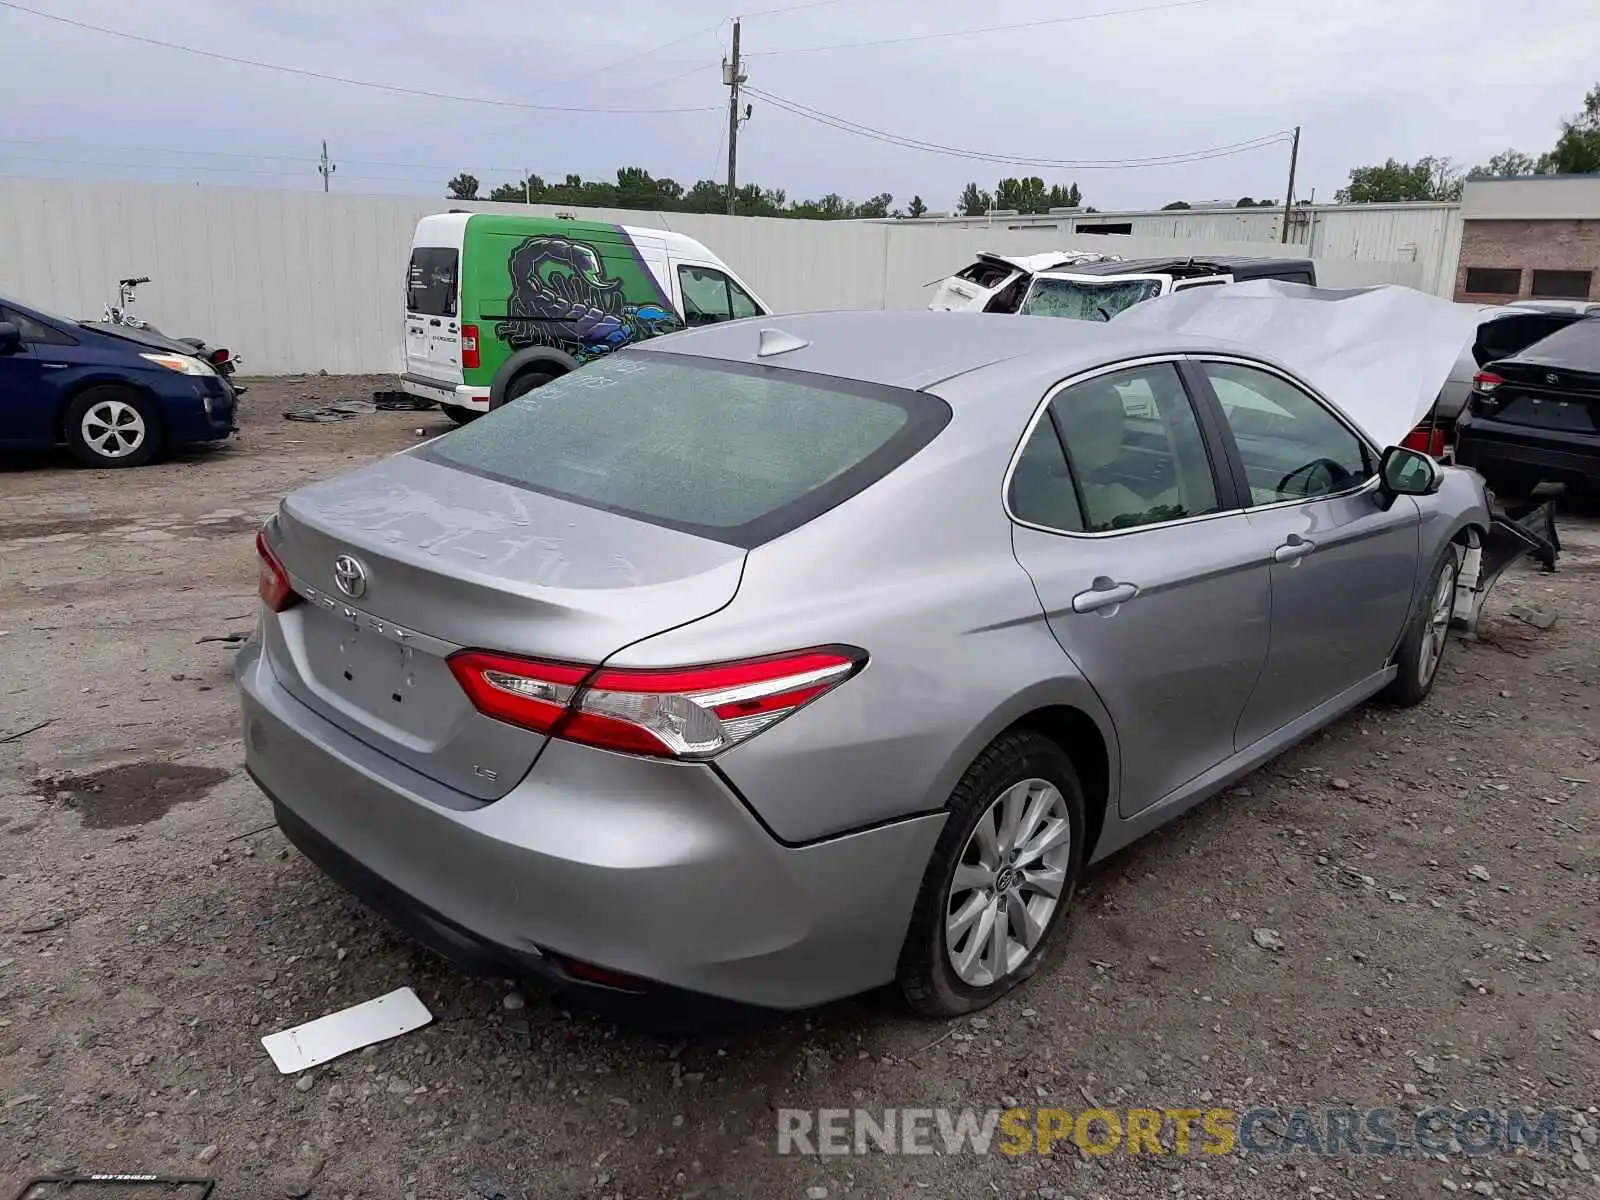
[
  {"xmin": 400, "ymin": 374, "xmax": 489, "ymax": 411},
  {"xmin": 236, "ymin": 639, "xmax": 943, "ymax": 1009},
  {"xmin": 1455, "ymin": 419, "xmax": 1600, "ymax": 496}
]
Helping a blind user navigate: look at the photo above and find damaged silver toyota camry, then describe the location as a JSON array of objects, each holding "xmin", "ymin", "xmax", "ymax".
[{"xmin": 239, "ymin": 285, "xmax": 1530, "ymax": 1017}]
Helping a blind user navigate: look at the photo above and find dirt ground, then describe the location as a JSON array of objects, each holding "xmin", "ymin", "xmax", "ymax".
[{"xmin": 1, "ymin": 376, "xmax": 1597, "ymax": 1200}]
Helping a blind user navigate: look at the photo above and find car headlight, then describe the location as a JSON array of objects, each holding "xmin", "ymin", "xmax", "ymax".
[{"xmin": 140, "ymin": 352, "xmax": 216, "ymax": 377}]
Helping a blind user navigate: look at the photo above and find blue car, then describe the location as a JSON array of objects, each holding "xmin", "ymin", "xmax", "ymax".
[{"xmin": 0, "ymin": 295, "xmax": 237, "ymax": 468}]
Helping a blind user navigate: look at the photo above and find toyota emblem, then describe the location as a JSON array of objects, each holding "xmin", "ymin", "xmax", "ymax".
[
  {"xmin": 1545, "ymin": 372, "xmax": 1560, "ymax": 385},
  {"xmin": 333, "ymin": 554, "xmax": 368, "ymax": 599}
]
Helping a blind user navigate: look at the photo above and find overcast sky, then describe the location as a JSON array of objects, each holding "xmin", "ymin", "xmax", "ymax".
[{"xmin": 1, "ymin": 0, "xmax": 1597, "ymax": 212}]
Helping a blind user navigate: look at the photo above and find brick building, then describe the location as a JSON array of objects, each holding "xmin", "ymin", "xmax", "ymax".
[{"xmin": 1454, "ymin": 176, "xmax": 1600, "ymax": 304}]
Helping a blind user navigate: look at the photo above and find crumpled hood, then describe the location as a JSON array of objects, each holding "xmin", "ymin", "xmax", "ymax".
[{"xmin": 1112, "ymin": 280, "xmax": 1481, "ymax": 448}]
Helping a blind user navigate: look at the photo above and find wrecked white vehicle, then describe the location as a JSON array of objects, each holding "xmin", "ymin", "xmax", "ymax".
[
  {"xmin": 1112, "ymin": 280, "xmax": 1562, "ymax": 632},
  {"xmin": 928, "ymin": 250, "xmax": 1124, "ymax": 313}
]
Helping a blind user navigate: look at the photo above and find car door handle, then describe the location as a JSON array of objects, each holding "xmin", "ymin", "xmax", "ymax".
[
  {"xmin": 1273, "ymin": 535, "xmax": 1316, "ymax": 563},
  {"xmin": 1071, "ymin": 579, "xmax": 1140, "ymax": 614}
]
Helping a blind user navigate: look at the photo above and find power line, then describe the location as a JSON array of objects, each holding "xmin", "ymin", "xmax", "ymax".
[
  {"xmin": 524, "ymin": 23, "xmax": 723, "ymax": 99},
  {"xmin": 745, "ymin": 0, "xmax": 1222, "ymax": 56},
  {"xmin": 745, "ymin": 86, "xmax": 1292, "ymax": 169},
  {"xmin": 0, "ymin": 0, "xmax": 718, "ymax": 114},
  {"xmin": 737, "ymin": 0, "xmax": 851, "ymax": 17}
]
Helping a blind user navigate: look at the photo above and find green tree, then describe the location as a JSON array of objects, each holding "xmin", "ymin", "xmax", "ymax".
[
  {"xmin": 906, "ymin": 194, "xmax": 927, "ymax": 218},
  {"xmin": 1467, "ymin": 149, "xmax": 1539, "ymax": 180},
  {"xmin": 958, "ymin": 182, "xmax": 993, "ymax": 216},
  {"xmin": 856, "ymin": 192, "xmax": 894, "ymax": 219},
  {"xmin": 1045, "ymin": 182, "xmax": 1082, "ymax": 209},
  {"xmin": 487, "ymin": 176, "xmax": 535, "ymax": 203},
  {"xmin": 1545, "ymin": 84, "xmax": 1600, "ymax": 174},
  {"xmin": 994, "ymin": 176, "xmax": 1050, "ymax": 213},
  {"xmin": 1162, "ymin": 200, "xmax": 1192, "ymax": 210},
  {"xmin": 1336, "ymin": 156, "xmax": 1463, "ymax": 203},
  {"xmin": 447, "ymin": 173, "xmax": 480, "ymax": 201}
]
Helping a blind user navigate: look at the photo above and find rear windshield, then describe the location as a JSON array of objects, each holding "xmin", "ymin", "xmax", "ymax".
[
  {"xmin": 406, "ymin": 247, "xmax": 458, "ymax": 317},
  {"xmin": 422, "ymin": 352, "xmax": 951, "ymax": 547}
]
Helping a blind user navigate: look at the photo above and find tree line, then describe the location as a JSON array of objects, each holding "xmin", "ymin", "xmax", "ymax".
[
  {"xmin": 1336, "ymin": 83, "xmax": 1599, "ymax": 203},
  {"xmin": 444, "ymin": 168, "xmax": 1093, "ymax": 221},
  {"xmin": 446, "ymin": 167, "xmax": 915, "ymax": 220}
]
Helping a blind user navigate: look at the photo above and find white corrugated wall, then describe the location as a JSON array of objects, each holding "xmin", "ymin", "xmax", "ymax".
[{"xmin": 0, "ymin": 179, "xmax": 1430, "ymax": 374}]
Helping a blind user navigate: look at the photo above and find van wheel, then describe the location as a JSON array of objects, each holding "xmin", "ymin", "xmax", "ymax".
[
  {"xmin": 1382, "ymin": 542, "xmax": 1462, "ymax": 707},
  {"xmin": 898, "ymin": 730, "xmax": 1085, "ymax": 1017},
  {"xmin": 441, "ymin": 404, "xmax": 479, "ymax": 425},
  {"xmin": 66, "ymin": 386, "xmax": 162, "ymax": 468},
  {"xmin": 490, "ymin": 369, "xmax": 557, "ymax": 412}
]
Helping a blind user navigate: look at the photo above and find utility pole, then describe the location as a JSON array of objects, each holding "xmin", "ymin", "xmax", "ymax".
[
  {"xmin": 724, "ymin": 19, "xmax": 745, "ymax": 215},
  {"xmin": 318, "ymin": 140, "xmax": 336, "ymax": 193},
  {"xmin": 1279, "ymin": 125, "xmax": 1300, "ymax": 244},
  {"xmin": 524, "ymin": 169, "xmax": 531, "ymax": 205}
]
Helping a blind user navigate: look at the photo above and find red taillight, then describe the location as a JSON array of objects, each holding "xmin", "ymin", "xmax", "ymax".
[
  {"xmin": 255, "ymin": 530, "xmax": 298, "ymax": 613},
  {"xmin": 1472, "ymin": 371, "xmax": 1504, "ymax": 394},
  {"xmin": 208, "ymin": 347, "xmax": 231, "ymax": 365},
  {"xmin": 447, "ymin": 647, "xmax": 863, "ymax": 759},
  {"xmin": 1401, "ymin": 426, "xmax": 1447, "ymax": 457},
  {"xmin": 461, "ymin": 324, "xmax": 479, "ymax": 370}
]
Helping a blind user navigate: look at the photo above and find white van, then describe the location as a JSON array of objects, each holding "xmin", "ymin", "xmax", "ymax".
[{"xmin": 402, "ymin": 212, "xmax": 769, "ymax": 422}]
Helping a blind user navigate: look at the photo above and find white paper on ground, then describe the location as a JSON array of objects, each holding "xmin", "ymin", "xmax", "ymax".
[
  {"xmin": 261, "ymin": 986, "xmax": 433, "ymax": 1074},
  {"xmin": 1112, "ymin": 280, "xmax": 1483, "ymax": 449}
]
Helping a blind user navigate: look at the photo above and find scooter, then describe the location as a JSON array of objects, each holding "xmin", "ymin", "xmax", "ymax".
[{"xmin": 93, "ymin": 276, "xmax": 244, "ymax": 387}]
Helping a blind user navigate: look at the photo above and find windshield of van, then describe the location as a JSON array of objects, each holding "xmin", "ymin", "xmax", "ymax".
[
  {"xmin": 406, "ymin": 247, "xmax": 458, "ymax": 317},
  {"xmin": 1019, "ymin": 275, "xmax": 1165, "ymax": 322},
  {"xmin": 423, "ymin": 352, "xmax": 951, "ymax": 547}
]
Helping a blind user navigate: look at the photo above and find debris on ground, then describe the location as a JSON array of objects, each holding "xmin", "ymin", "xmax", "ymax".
[{"xmin": 261, "ymin": 986, "xmax": 433, "ymax": 1074}]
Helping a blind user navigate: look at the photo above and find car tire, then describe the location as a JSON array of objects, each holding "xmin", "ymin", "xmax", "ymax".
[
  {"xmin": 489, "ymin": 369, "xmax": 558, "ymax": 412},
  {"xmin": 1382, "ymin": 542, "xmax": 1463, "ymax": 708},
  {"xmin": 898, "ymin": 730, "xmax": 1086, "ymax": 1018},
  {"xmin": 440, "ymin": 404, "xmax": 479, "ymax": 425},
  {"xmin": 65, "ymin": 385, "xmax": 162, "ymax": 468}
]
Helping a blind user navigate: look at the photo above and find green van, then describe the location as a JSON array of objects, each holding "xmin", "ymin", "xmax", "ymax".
[{"xmin": 401, "ymin": 213, "xmax": 769, "ymax": 423}]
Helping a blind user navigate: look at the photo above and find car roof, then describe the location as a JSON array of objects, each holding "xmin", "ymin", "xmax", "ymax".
[
  {"xmin": 632, "ymin": 309, "xmax": 1228, "ymax": 392},
  {"xmin": 1059, "ymin": 256, "xmax": 1314, "ymax": 278},
  {"xmin": 978, "ymin": 250, "xmax": 1120, "ymax": 274}
]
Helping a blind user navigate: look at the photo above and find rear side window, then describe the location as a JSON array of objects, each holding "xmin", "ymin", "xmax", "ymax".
[
  {"xmin": 1475, "ymin": 314, "xmax": 1573, "ymax": 364},
  {"xmin": 424, "ymin": 352, "xmax": 951, "ymax": 547},
  {"xmin": 407, "ymin": 247, "xmax": 458, "ymax": 317},
  {"xmin": 955, "ymin": 261, "xmax": 1014, "ymax": 289}
]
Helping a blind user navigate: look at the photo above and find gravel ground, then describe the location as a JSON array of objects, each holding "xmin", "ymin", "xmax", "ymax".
[{"xmin": 1, "ymin": 376, "xmax": 1597, "ymax": 1200}]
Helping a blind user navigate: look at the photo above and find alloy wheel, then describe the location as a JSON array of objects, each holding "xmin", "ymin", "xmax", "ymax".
[
  {"xmin": 945, "ymin": 777, "xmax": 1073, "ymax": 987},
  {"xmin": 82, "ymin": 399, "xmax": 147, "ymax": 459},
  {"xmin": 1417, "ymin": 558, "xmax": 1455, "ymax": 686}
]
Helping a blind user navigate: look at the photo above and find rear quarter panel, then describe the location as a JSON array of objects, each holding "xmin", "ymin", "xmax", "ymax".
[{"xmin": 597, "ymin": 405, "xmax": 1121, "ymax": 846}]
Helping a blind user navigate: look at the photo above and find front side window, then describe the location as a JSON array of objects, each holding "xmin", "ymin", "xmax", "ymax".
[
  {"xmin": 1018, "ymin": 276, "xmax": 1165, "ymax": 322},
  {"xmin": 678, "ymin": 265, "xmax": 761, "ymax": 326},
  {"xmin": 1045, "ymin": 363, "xmax": 1221, "ymax": 533},
  {"xmin": 406, "ymin": 248, "xmax": 458, "ymax": 317},
  {"xmin": 0, "ymin": 306, "xmax": 73, "ymax": 345},
  {"xmin": 1202, "ymin": 362, "xmax": 1373, "ymax": 504},
  {"xmin": 424, "ymin": 352, "xmax": 949, "ymax": 547}
]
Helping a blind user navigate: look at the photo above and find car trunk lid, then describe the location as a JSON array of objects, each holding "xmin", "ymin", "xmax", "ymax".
[
  {"xmin": 262, "ymin": 452, "xmax": 745, "ymax": 799},
  {"xmin": 1482, "ymin": 360, "xmax": 1600, "ymax": 434}
]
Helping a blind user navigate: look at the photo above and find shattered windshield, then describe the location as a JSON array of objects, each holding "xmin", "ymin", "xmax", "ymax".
[{"xmin": 1019, "ymin": 276, "xmax": 1165, "ymax": 322}]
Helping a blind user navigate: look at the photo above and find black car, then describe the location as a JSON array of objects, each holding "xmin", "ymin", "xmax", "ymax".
[{"xmin": 1455, "ymin": 316, "xmax": 1600, "ymax": 499}]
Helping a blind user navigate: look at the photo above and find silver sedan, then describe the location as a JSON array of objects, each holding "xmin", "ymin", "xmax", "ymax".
[{"xmin": 239, "ymin": 309, "xmax": 1490, "ymax": 1016}]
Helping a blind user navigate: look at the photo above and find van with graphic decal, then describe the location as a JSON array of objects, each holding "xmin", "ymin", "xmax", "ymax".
[{"xmin": 401, "ymin": 213, "xmax": 770, "ymax": 423}]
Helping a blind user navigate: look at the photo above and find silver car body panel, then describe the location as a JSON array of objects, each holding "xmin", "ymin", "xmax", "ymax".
[{"xmin": 241, "ymin": 308, "xmax": 1494, "ymax": 1009}]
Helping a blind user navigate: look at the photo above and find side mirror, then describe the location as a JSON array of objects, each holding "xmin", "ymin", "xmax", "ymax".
[
  {"xmin": 1378, "ymin": 445, "xmax": 1442, "ymax": 500},
  {"xmin": 0, "ymin": 321, "xmax": 21, "ymax": 354}
]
